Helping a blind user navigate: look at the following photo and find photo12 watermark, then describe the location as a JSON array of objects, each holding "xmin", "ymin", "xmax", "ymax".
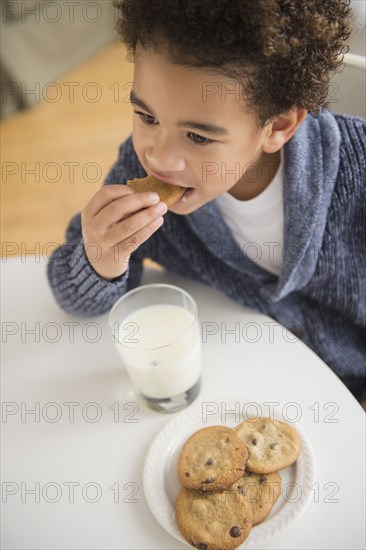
[
  {"xmin": 1, "ymin": 1, "xmax": 119, "ymax": 24},
  {"xmin": 200, "ymin": 400, "xmax": 340, "ymax": 424},
  {"xmin": 2, "ymin": 160, "xmax": 103, "ymax": 184},
  {"xmin": 1, "ymin": 81, "xmax": 136, "ymax": 107},
  {"xmin": 1, "ymin": 480, "xmax": 140, "ymax": 504},
  {"xmin": 1, "ymin": 401, "xmax": 140, "ymax": 424},
  {"xmin": 201, "ymin": 80, "xmax": 340, "ymax": 106}
]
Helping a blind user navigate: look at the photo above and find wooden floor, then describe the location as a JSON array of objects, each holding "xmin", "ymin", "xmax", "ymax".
[{"xmin": 1, "ymin": 42, "xmax": 134, "ymax": 259}]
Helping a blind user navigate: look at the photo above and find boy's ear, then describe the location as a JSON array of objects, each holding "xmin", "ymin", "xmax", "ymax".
[{"xmin": 263, "ymin": 108, "xmax": 307, "ymax": 153}]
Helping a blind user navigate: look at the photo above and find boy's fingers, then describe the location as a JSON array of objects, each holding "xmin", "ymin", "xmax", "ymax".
[
  {"xmin": 113, "ymin": 217, "xmax": 164, "ymax": 259},
  {"xmin": 83, "ymin": 184, "xmax": 160, "ymax": 222},
  {"xmin": 94, "ymin": 193, "xmax": 164, "ymax": 229},
  {"xmin": 82, "ymin": 184, "xmax": 134, "ymax": 221},
  {"xmin": 103, "ymin": 203, "xmax": 167, "ymax": 248}
]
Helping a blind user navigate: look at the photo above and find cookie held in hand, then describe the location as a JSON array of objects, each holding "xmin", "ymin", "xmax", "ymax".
[
  {"xmin": 176, "ymin": 485, "xmax": 253, "ymax": 550},
  {"xmin": 235, "ymin": 418, "xmax": 301, "ymax": 474},
  {"xmin": 177, "ymin": 426, "xmax": 248, "ymax": 492},
  {"xmin": 127, "ymin": 175, "xmax": 185, "ymax": 208}
]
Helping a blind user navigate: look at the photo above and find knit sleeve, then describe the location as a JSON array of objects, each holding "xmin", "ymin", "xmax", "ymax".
[{"xmin": 47, "ymin": 136, "xmax": 147, "ymax": 316}]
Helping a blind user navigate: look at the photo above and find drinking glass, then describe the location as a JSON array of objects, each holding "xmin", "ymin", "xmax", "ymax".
[{"xmin": 109, "ymin": 284, "xmax": 202, "ymax": 413}]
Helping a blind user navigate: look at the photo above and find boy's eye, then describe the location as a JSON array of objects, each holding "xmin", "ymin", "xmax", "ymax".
[
  {"xmin": 188, "ymin": 132, "xmax": 214, "ymax": 147},
  {"xmin": 134, "ymin": 111, "xmax": 214, "ymax": 147},
  {"xmin": 135, "ymin": 111, "xmax": 157, "ymax": 125}
]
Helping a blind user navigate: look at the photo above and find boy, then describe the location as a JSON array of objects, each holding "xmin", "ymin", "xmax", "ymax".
[{"xmin": 48, "ymin": 0, "xmax": 366, "ymax": 402}]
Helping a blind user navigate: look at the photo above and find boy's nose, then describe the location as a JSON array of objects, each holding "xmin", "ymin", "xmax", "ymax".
[{"xmin": 145, "ymin": 139, "xmax": 185, "ymax": 173}]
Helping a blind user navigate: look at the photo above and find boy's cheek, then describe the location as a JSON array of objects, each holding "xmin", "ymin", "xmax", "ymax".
[{"xmin": 131, "ymin": 137, "xmax": 147, "ymax": 170}]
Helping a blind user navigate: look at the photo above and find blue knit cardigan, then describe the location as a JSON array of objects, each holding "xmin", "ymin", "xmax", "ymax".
[{"xmin": 47, "ymin": 110, "xmax": 366, "ymax": 383}]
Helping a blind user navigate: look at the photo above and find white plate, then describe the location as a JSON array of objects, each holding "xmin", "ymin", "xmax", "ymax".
[{"xmin": 143, "ymin": 398, "xmax": 316, "ymax": 549}]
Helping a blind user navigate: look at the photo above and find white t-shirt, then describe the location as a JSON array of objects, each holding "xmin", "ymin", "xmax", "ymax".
[{"xmin": 216, "ymin": 150, "xmax": 284, "ymax": 276}]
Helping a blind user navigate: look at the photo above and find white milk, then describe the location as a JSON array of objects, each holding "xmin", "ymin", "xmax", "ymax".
[{"xmin": 116, "ymin": 304, "xmax": 201, "ymax": 398}]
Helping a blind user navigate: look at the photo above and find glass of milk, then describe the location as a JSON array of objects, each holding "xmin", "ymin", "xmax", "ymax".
[{"xmin": 108, "ymin": 284, "xmax": 202, "ymax": 413}]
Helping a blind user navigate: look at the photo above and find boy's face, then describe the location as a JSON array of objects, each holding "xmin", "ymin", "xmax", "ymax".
[{"xmin": 131, "ymin": 46, "xmax": 277, "ymax": 213}]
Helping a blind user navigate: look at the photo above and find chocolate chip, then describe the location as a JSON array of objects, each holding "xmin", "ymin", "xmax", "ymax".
[
  {"xmin": 251, "ymin": 438, "xmax": 257, "ymax": 445},
  {"xmin": 260, "ymin": 475, "xmax": 268, "ymax": 483},
  {"xmin": 185, "ymin": 472, "xmax": 190, "ymax": 477},
  {"xmin": 230, "ymin": 526, "xmax": 241, "ymax": 537},
  {"xmin": 205, "ymin": 458, "xmax": 213, "ymax": 466},
  {"xmin": 195, "ymin": 544, "xmax": 207, "ymax": 550},
  {"xmin": 270, "ymin": 443, "xmax": 278, "ymax": 449},
  {"xmin": 203, "ymin": 477, "xmax": 214, "ymax": 484},
  {"xmin": 237, "ymin": 485, "xmax": 245, "ymax": 496}
]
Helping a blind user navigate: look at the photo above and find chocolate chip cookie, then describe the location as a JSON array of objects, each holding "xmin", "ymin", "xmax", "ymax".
[
  {"xmin": 178, "ymin": 426, "xmax": 248, "ymax": 492},
  {"xmin": 233, "ymin": 471, "xmax": 282, "ymax": 525},
  {"xmin": 235, "ymin": 417, "xmax": 301, "ymax": 473},
  {"xmin": 127, "ymin": 175, "xmax": 185, "ymax": 207},
  {"xmin": 176, "ymin": 485, "xmax": 253, "ymax": 550}
]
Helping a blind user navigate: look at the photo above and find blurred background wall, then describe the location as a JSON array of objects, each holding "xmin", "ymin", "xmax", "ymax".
[
  {"xmin": 1, "ymin": 0, "xmax": 117, "ymax": 119},
  {"xmin": 330, "ymin": 0, "xmax": 365, "ymax": 118},
  {"xmin": 1, "ymin": 0, "xmax": 134, "ymax": 257}
]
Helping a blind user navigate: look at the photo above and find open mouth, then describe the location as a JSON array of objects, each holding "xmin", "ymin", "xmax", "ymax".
[
  {"xmin": 145, "ymin": 168, "xmax": 194, "ymax": 206},
  {"xmin": 179, "ymin": 187, "xmax": 194, "ymax": 203}
]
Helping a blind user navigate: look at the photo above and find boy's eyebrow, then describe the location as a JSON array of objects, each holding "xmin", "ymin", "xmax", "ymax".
[
  {"xmin": 129, "ymin": 89, "xmax": 229, "ymax": 136},
  {"xmin": 130, "ymin": 89, "xmax": 151, "ymax": 112},
  {"xmin": 178, "ymin": 119, "xmax": 229, "ymax": 136}
]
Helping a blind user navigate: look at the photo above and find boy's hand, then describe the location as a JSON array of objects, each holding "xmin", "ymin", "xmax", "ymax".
[{"xmin": 81, "ymin": 184, "xmax": 167, "ymax": 280}]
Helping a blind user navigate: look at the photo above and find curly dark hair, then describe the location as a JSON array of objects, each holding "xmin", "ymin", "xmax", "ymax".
[{"xmin": 112, "ymin": 0, "xmax": 353, "ymax": 125}]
